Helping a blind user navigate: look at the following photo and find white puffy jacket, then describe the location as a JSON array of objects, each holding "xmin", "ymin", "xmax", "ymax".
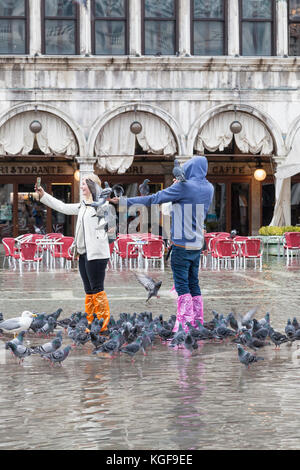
[{"xmin": 40, "ymin": 192, "xmax": 110, "ymax": 261}]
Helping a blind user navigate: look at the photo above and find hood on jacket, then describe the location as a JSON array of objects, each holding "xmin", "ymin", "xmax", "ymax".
[{"xmin": 183, "ymin": 156, "xmax": 208, "ymax": 180}]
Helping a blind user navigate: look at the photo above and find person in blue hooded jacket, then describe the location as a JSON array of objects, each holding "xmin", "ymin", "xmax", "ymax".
[{"xmin": 115, "ymin": 156, "xmax": 214, "ymax": 332}]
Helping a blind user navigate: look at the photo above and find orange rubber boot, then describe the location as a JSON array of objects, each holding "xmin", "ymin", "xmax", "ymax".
[
  {"xmin": 85, "ymin": 294, "xmax": 95, "ymax": 326},
  {"xmin": 93, "ymin": 291, "xmax": 110, "ymax": 332}
]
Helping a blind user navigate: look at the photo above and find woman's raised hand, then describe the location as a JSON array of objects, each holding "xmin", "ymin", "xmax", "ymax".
[{"xmin": 34, "ymin": 183, "xmax": 45, "ymax": 199}]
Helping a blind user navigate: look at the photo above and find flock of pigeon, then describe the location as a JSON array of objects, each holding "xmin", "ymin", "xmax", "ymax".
[{"xmin": 0, "ymin": 304, "xmax": 299, "ymax": 369}]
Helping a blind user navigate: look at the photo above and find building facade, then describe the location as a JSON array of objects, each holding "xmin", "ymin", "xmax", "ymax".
[{"xmin": 0, "ymin": 0, "xmax": 300, "ymax": 239}]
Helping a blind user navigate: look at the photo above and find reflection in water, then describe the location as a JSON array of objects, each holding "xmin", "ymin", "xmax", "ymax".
[{"xmin": 0, "ymin": 258, "xmax": 299, "ymax": 449}]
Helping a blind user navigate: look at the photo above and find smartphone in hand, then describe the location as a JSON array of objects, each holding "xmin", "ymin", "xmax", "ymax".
[{"xmin": 36, "ymin": 177, "xmax": 41, "ymax": 189}]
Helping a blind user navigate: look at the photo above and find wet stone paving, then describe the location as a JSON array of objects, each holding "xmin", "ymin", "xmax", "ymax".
[{"xmin": 0, "ymin": 254, "xmax": 300, "ymax": 450}]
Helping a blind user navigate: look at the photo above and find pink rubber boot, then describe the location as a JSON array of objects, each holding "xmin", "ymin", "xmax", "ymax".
[
  {"xmin": 172, "ymin": 293, "xmax": 194, "ymax": 333},
  {"xmin": 192, "ymin": 295, "xmax": 204, "ymax": 326}
]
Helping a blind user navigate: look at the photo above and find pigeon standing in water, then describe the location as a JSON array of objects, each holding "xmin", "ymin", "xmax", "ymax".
[
  {"xmin": 6, "ymin": 342, "xmax": 32, "ymax": 364},
  {"xmin": 139, "ymin": 179, "xmax": 150, "ymax": 196},
  {"xmin": 237, "ymin": 345, "xmax": 264, "ymax": 368},
  {"xmin": 120, "ymin": 336, "xmax": 143, "ymax": 362},
  {"xmin": 172, "ymin": 159, "xmax": 186, "ymax": 182},
  {"xmin": 42, "ymin": 345, "xmax": 72, "ymax": 367},
  {"xmin": 31, "ymin": 331, "xmax": 63, "ymax": 355},
  {"xmin": 135, "ymin": 273, "xmax": 162, "ymax": 302},
  {"xmin": 5, "ymin": 331, "xmax": 26, "ymax": 350}
]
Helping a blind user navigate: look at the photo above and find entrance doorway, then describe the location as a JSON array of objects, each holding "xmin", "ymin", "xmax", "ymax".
[
  {"xmin": 206, "ymin": 178, "xmax": 251, "ymax": 235},
  {"xmin": 0, "ymin": 175, "xmax": 74, "ymax": 240}
]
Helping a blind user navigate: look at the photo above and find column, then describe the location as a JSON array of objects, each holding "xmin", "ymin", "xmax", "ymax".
[
  {"xmin": 29, "ymin": 0, "xmax": 42, "ymax": 55},
  {"xmin": 80, "ymin": 0, "xmax": 92, "ymax": 55},
  {"xmin": 227, "ymin": 0, "xmax": 240, "ymax": 56},
  {"xmin": 129, "ymin": 0, "xmax": 142, "ymax": 55},
  {"xmin": 76, "ymin": 157, "xmax": 96, "ymax": 200},
  {"xmin": 276, "ymin": 0, "xmax": 288, "ymax": 56},
  {"xmin": 178, "ymin": 0, "xmax": 191, "ymax": 55}
]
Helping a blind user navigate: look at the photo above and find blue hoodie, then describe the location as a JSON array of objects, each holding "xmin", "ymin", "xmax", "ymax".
[{"xmin": 125, "ymin": 156, "xmax": 214, "ymax": 249}]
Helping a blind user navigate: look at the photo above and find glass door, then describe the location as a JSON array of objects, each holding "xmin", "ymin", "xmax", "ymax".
[
  {"xmin": 51, "ymin": 183, "xmax": 72, "ymax": 235},
  {"xmin": 231, "ymin": 183, "xmax": 250, "ymax": 235},
  {"xmin": 206, "ymin": 182, "xmax": 227, "ymax": 232},
  {"xmin": 0, "ymin": 183, "xmax": 13, "ymax": 240},
  {"xmin": 18, "ymin": 183, "xmax": 47, "ymax": 235}
]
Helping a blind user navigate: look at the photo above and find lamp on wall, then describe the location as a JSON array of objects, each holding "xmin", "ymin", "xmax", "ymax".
[
  {"xmin": 254, "ymin": 158, "xmax": 267, "ymax": 181},
  {"xmin": 229, "ymin": 105, "xmax": 242, "ymax": 134},
  {"xmin": 74, "ymin": 170, "xmax": 80, "ymax": 182},
  {"xmin": 130, "ymin": 105, "xmax": 142, "ymax": 135}
]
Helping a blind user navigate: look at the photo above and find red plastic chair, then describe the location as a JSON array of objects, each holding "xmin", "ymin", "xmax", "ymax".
[
  {"xmin": 142, "ymin": 238, "xmax": 165, "ymax": 270},
  {"xmin": 50, "ymin": 236, "xmax": 73, "ymax": 269},
  {"xmin": 2, "ymin": 238, "xmax": 20, "ymax": 268},
  {"xmin": 19, "ymin": 242, "xmax": 43, "ymax": 273},
  {"xmin": 213, "ymin": 239, "xmax": 239, "ymax": 270},
  {"xmin": 283, "ymin": 232, "xmax": 300, "ymax": 264},
  {"xmin": 115, "ymin": 236, "xmax": 139, "ymax": 269},
  {"xmin": 240, "ymin": 238, "xmax": 263, "ymax": 269}
]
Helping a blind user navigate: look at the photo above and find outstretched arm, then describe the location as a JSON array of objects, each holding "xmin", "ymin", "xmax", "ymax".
[
  {"xmin": 124, "ymin": 182, "xmax": 184, "ymax": 207},
  {"xmin": 38, "ymin": 188, "xmax": 80, "ymax": 216}
]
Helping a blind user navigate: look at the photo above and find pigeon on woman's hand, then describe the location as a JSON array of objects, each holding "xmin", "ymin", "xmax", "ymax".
[
  {"xmin": 172, "ymin": 159, "xmax": 186, "ymax": 183},
  {"xmin": 139, "ymin": 179, "xmax": 150, "ymax": 196},
  {"xmin": 112, "ymin": 184, "xmax": 124, "ymax": 198}
]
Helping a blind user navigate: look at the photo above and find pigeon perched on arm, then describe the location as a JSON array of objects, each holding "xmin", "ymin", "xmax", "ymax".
[
  {"xmin": 112, "ymin": 184, "xmax": 124, "ymax": 198},
  {"xmin": 172, "ymin": 159, "xmax": 186, "ymax": 183},
  {"xmin": 139, "ymin": 179, "xmax": 150, "ymax": 196},
  {"xmin": 135, "ymin": 273, "xmax": 162, "ymax": 302}
]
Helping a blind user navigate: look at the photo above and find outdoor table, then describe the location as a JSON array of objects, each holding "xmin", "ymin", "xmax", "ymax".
[
  {"xmin": 252, "ymin": 235, "xmax": 284, "ymax": 257},
  {"xmin": 126, "ymin": 240, "xmax": 149, "ymax": 269},
  {"xmin": 35, "ymin": 239, "xmax": 63, "ymax": 269}
]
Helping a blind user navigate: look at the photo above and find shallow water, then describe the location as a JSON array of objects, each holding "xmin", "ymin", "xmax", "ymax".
[{"xmin": 0, "ymin": 255, "xmax": 300, "ymax": 450}]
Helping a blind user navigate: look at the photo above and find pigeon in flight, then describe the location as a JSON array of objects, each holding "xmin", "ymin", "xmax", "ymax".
[
  {"xmin": 135, "ymin": 273, "xmax": 162, "ymax": 302},
  {"xmin": 139, "ymin": 179, "xmax": 150, "ymax": 196},
  {"xmin": 172, "ymin": 159, "xmax": 186, "ymax": 182}
]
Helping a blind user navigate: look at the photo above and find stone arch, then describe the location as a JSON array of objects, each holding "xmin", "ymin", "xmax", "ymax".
[
  {"xmin": 187, "ymin": 103, "xmax": 285, "ymax": 157},
  {"xmin": 0, "ymin": 102, "xmax": 87, "ymax": 156},
  {"xmin": 286, "ymin": 114, "xmax": 300, "ymax": 151},
  {"xmin": 87, "ymin": 102, "xmax": 186, "ymax": 157}
]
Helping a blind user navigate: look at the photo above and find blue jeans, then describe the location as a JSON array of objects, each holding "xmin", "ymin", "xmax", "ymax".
[{"xmin": 171, "ymin": 245, "xmax": 201, "ymax": 297}]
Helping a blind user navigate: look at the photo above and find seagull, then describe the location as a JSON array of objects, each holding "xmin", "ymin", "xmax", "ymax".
[
  {"xmin": 172, "ymin": 159, "xmax": 186, "ymax": 182},
  {"xmin": 139, "ymin": 179, "xmax": 150, "ymax": 196},
  {"xmin": 134, "ymin": 273, "xmax": 162, "ymax": 302},
  {"xmin": 0, "ymin": 311, "xmax": 37, "ymax": 335}
]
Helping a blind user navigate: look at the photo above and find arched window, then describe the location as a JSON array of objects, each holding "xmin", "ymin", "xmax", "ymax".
[
  {"xmin": 191, "ymin": 0, "xmax": 227, "ymax": 56},
  {"xmin": 142, "ymin": 0, "xmax": 178, "ymax": 55},
  {"xmin": 289, "ymin": 0, "xmax": 300, "ymax": 55},
  {"xmin": 42, "ymin": 0, "xmax": 79, "ymax": 55},
  {"xmin": 240, "ymin": 0, "xmax": 275, "ymax": 56},
  {"xmin": 0, "ymin": 0, "xmax": 28, "ymax": 54},
  {"xmin": 92, "ymin": 0, "xmax": 129, "ymax": 55}
]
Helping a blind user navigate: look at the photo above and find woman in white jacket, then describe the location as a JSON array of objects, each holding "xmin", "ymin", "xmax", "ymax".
[{"xmin": 35, "ymin": 174, "xmax": 111, "ymax": 332}]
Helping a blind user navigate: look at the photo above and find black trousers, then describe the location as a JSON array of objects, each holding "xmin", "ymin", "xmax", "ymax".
[{"xmin": 79, "ymin": 254, "xmax": 109, "ymax": 295}]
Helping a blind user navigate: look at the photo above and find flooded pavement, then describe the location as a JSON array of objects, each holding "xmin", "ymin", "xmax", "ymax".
[{"xmin": 0, "ymin": 255, "xmax": 300, "ymax": 450}]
